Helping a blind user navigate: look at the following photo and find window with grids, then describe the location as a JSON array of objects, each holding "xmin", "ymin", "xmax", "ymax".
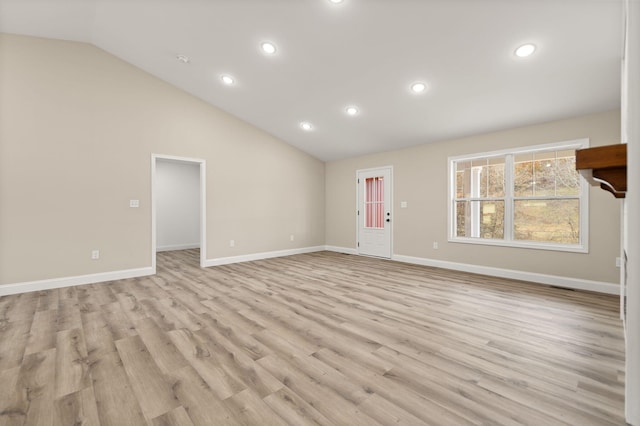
[{"xmin": 449, "ymin": 140, "xmax": 588, "ymax": 252}]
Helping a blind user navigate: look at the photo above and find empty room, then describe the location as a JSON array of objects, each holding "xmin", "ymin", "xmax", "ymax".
[{"xmin": 0, "ymin": 0, "xmax": 638, "ymax": 425}]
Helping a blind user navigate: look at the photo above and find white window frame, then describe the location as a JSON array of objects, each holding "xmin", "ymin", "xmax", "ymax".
[{"xmin": 448, "ymin": 138, "xmax": 589, "ymax": 253}]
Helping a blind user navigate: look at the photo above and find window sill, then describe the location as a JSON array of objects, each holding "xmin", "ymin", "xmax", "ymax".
[{"xmin": 448, "ymin": 237, "xmax": 588, "ymax": 253}]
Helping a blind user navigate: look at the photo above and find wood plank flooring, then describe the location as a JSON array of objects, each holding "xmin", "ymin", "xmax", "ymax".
[{"xmin": 0, "ymin": 250, "xmax": 626, "ymax": 425}]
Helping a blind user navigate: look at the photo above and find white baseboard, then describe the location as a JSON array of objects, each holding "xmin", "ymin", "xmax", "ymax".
[
  {"xmin": 392, "ymin": 254, "xmax": 620, "ymax": 295},
  {"xmin": 324, "ymin": 245, "xmax": 358, "ymax": 255},
  {"xmin": 157, "ymin": 243, "xmax": 200, "ymax": 252},
  {"xmin": 2, "ymin": 248, "xmax": 618, "ymax": 296},
  {"xmin": 203, "ymin": 246, "xmax": 326, "ymax": 267},
  {"xmin": 0, "ymin": 267, "xmax": 154, "ymax": 297}
]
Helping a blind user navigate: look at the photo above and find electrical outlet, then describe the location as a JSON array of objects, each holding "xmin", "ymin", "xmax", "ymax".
[
  {"xmin": 91, "ymin": 250, "xmax": 100, "ymax": 260},
  {"xmin": 230, "ymin": 240, "xmax": 235, "ymax": 248},
  {"xmin": 129, "ymin": 199, "xmax": 140, "ymax": 208},
  {"xmin": 616, "ymin": 257, "xmax": 621, "ymax": 267},
  {"xmin": 290, "ymin": 234, "xmax": 294, "ymax": 241},
  {"xmin": 433, "ymin": 242, "xmax": 439, "ymax": 249}
]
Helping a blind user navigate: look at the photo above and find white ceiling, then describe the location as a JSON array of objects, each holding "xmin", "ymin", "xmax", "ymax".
[{"xmin": 0, "ymin": 0, "xmax": 623, "ymax": 161}]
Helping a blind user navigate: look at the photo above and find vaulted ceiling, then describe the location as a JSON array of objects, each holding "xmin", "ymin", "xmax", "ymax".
[{"xmin": 0, "ymin": 0, "xmax": 623, "ymax": 161}]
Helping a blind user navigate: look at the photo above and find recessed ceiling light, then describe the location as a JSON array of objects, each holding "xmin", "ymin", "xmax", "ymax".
[
  {"xmin": 345, "ymin": 106, "xmax": 359, "ymax": 116},
  {"xmin": 300, "ymin": 122, "xmax": 313, "ymax": 131},
  {"xmin": 261, "ymin": 42, "xmax": 277, "ymax": 55},
  {"xmin": 411, "ymin": 82, "xmax": 427, "ymax": 93},
  {"xmin": 329, "ymin": 0, "xmax": 344, "ymax": 3},
  {"xmin": 220, "ymin": 74, "xmax": 235, "ymax": 85},
  {"xmin": 515, "ymin": 43, "xmax": 536, "ymax": 57},
  {"xmin": 176, "ymin": 54, "xmax": 190, "ymax": 64}
]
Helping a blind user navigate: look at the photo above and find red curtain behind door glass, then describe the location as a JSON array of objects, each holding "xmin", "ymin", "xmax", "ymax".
[{"xmin": 365, "ymin": 177, "xmax": 384, "ymax": 228}]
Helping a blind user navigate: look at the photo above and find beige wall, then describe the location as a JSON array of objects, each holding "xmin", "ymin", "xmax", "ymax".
[
  {"xmin": 0, "ymin": 34, "xmax": 325, "ymax": 285},
  {"xmin": 326, "ymin": 110, "xmax": 622, "ymax": 284},
  {"xmin": 0, "ymin": 33, "xmax": 622, "ymax": 287}
]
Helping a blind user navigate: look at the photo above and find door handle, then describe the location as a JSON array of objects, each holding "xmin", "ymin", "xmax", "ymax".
[{"xmin": 386, "ymin": 218, "xmax": 390, "ymax": 222}]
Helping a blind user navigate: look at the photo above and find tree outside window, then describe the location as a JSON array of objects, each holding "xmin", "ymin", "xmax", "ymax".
[{"xmin": 450, "ymin": 140, "xmax": 588, "ymax": 252}]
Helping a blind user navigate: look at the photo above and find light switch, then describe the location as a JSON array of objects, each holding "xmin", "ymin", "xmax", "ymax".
[{"xmin": 129, "ymin": 200, "xmax": 140, "ymax": 208}]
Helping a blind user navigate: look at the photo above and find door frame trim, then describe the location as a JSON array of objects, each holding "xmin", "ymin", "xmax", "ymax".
[
  {"xmin": 151, "ymin": 154, "xmax": 207, "ymax": 273},
  {"xmin": 355, "ymin": 165, "xmax": 393, "ymax": 258}
]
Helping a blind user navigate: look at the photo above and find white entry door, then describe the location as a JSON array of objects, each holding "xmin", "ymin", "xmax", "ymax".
[{"xmin": 357, "ymin": 167, "xmax": 392, "ymax": 258}]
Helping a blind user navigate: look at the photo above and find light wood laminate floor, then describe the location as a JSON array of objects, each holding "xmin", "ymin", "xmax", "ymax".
[{"xmin": 0, "ymin": 250, "xmax": 626, "ymax": 425}]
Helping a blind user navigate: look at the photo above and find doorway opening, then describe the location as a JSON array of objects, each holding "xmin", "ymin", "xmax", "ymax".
[{"xmin": 151, "ymin": 154, "xmax": 206, "ymax": 273}]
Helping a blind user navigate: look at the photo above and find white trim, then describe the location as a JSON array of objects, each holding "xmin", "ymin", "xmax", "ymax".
[
  {"xmin": 0, "ymin": 267, "xmax": 154, "ymax": 297},
  {"xmin": 1, "ymin": 247, "xmax": 617, "ymax": 298},
  {"xmin": 152, "ymin": 154, "xmax": 207, "ymax": 272},
  {"xmin": 624, "ymin": 0, "xmax": 640, "ymax": 423},
  {"xmin": 323, "ymin": 246, "xmax": 617, "ymax": 294},
  {"xmin": 324, "ymin": 246, "xmax": 615, "ymax": 294},
  {"xmin": 302, "ymin": 246, "xmax": 620, "ymax": 295},
  {"xmin": 156, "ymin": 243, "xmax": 200, "ymax": 252},
  {"xmin": 448, "ymin": 236, "xmax": 589, "ymax": 253},
  {"xmin": 151, "ymin": 157, "xmax": 157, "ymax": 274},
  {"xmin": 203, "ymin": 246, "xmax": 325, "ymax": 267},
  {"xmin": 200, "ymin": 161, "xmax": 207, "ymax": 269},
  {"xmin": 392, "ymin": 254, "xmax": 619, "ymax": 295},
  {"xmin": 325, "ymin": 245, "xmax": 358, "ymax": 255}
]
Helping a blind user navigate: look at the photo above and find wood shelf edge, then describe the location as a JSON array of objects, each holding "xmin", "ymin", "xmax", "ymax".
[{"xmin": 576, "ymin": 144, "xmax": 627, "ymax": 198}]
